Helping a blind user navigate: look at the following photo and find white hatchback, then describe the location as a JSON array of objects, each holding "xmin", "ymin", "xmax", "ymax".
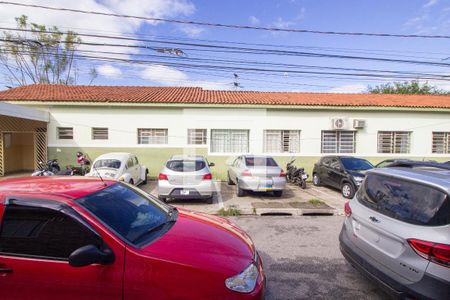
[{"xmin": 86, "ymin": 152, "xmax": 148, "ymax": 186}]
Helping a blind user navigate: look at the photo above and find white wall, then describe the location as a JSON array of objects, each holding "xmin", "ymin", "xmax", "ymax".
[{"xmin": 31, "ymin": 104, "xmax": 450, "ymax": 157}]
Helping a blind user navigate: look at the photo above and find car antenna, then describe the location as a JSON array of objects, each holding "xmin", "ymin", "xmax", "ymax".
[{"xmin": 93, "ymin": 165, "xmax": 107, "ymax": 187}]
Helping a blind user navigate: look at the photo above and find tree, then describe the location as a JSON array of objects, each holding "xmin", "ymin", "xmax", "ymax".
[
  {"xmin": 0, "ymin": 15, "xmax": 96, "ymax": 86},
  {"xmin": 367, "ymin": 80, "xmax": 449, "ymax": 95}
]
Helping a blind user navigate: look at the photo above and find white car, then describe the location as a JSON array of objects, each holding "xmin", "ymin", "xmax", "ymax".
[{"xmin": 86, "ymin": 152, "xmax": 148, "ymax": 185}]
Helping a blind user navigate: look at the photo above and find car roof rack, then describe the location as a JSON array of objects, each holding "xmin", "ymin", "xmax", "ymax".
[{"xmin": 386, "ymin": 160, "xmax": 450, "ymax": 171}]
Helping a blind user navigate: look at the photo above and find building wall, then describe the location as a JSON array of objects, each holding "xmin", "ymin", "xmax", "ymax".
[{"xmin": 26, "ymin": 104, "xmax": 449, "ymax": 179}]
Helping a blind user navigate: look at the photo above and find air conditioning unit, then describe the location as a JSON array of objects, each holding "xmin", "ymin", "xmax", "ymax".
[
  {"xmin": 353, "ymin": 119, "xmax": 366, "ymax": 129},
  {"xmin": 331, "ymin": 118, "xmax": 349, "ymax": 130}
]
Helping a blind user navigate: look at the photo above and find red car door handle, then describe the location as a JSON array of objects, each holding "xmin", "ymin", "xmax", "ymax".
[{"xmin": 0, "ymin": 268, "xmax": 13, "ymax": 273}]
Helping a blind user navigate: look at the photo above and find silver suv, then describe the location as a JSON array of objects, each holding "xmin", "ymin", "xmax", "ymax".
[
  {"xmin": 158, "ymin": 155, "xmax": 215, "ymax": 204},
  {"xmin": 339, "ymin": 161, "xmax": 450, "ymax": 300}
]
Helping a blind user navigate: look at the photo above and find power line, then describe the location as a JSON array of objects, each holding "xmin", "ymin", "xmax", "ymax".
[
  {"xmin": 1, "ymin": 1, "xmax": 450, "ymax": 39},
  {"xmin": 2, "ymin": 27, "xmax": 450, "ymax": 69},
  {"xmin": 2, "ymin": 20, "xmax": 448, "ymax": 60},
  {"xmin": 2, "ymin": 46, "xmax": 448, "ymax": 81},
  {"xmin": 7, "ymin": 44, "xmax": 443, "ymax": 80}
]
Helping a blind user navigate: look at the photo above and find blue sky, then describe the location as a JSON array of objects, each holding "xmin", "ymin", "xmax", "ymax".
[{"xmin": 0, "ymin": 0, "xmax": 449, "ymax": 92}]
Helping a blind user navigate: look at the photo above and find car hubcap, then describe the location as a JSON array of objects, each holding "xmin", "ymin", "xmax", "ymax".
[
  {"xmin": 343, "ymin": 185, "xmax": 351, "ymax": 197},
  {"xmin": 313, "ymin": 175, "xmax": 319, "ymax": 184}
]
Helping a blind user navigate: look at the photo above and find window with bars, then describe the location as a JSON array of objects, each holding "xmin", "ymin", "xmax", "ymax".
[
  {"xmin": 321, "ymin": 130, "xmax": 355, "ymax": 153},
  {"xmin": 92, "ymin": 127, "xmax": 108, "ymax": 140},
  {"xmin": 187, "ymin": 129, "xmax": 207, "ymax": 145},
  {"xmin": 210, "ymin": 129, "xmax": 249, "ymax": 153},
  {"xmin": 57, "ymin": 127, "xmax": 73, "ymax": 140},
  {"xmin": 377, "ymin": 131, "xmax": 411, "ymax": 153},
  {"xmin": 137, "ymin": 128, "xmax": 168, "ymax": 144},
  {"xmin": 264, "ymin": 130, "xmax": 300, "ymax": 153},
  {"xmin": 432, "ymin": 132, "xmax": 450, "ymax": 154}
]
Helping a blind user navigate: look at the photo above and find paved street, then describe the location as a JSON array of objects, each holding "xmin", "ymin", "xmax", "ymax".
[{"xmin": 230, "ymin": 216, "xmax": 389, "ymax": 300}]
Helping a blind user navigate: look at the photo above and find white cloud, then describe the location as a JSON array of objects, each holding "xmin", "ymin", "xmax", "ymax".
[
  {"xmin": 328, "ymin": 84, "xmax": 367, "ymax": 94},
  {"xmin": 421, "ymin": 78, "xmax": 450, "ymax": 91},
  {"xmin": 272, "ymin": 17, "xmax": 296, "ymax": 29},
  {"xmin": 140, "ymin": 65, "xmax": 188, "ymax": 84},
  {"xmin": 296, "ymin": 7, "xmax": 306, "ymax": 21},
  {"xmin": 176, "ymin": 24, "xmax": 205, "ymax": 37},
  {"xmin": 423, "ymin": 0, "xmax": 438, "ymax": 8},
  {"xmin": 139, "ymin": 64, "xmax": 232, "ymax": 90},
  {"xmin": 249, "ymin": 16, "xmax": 260, "ymax": 25},
  {"xmin": 97, "ymin": 64, "xmax": 122, "ymax": 78},
  {"xmin": 188, "ymin": 80, "xmax": 233, "ymax": 90},
  {"xmin": 0, "ymin": 0, "xmax": 196, "ymax": 60}
]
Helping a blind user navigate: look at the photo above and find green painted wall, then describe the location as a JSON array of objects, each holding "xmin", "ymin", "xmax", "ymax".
[{"xmin": 48, "ymin": 147, "xmax": 450, "ymax": 181}]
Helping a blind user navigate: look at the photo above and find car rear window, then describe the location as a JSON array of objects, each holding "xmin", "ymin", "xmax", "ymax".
[
  {"xmin": 245, "ymin": 157, "xmax": 278, "ymax": 167},
  {"xmin": 166, "ymin": 160, "xmax": 206, "ymax": 172},
  {"xmin": 93, "ymin": 159, "xmax": 121, "ymax": 169},
  {"xmin": 357, "ymin": 174, "xmax": 450, "ymax": 226}
]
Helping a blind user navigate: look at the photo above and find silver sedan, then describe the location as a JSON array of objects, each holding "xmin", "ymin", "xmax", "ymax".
[
  {"xmin": 158, "ymin": 155, "xmax": 216, "ymax": 204},
  {"xmin": 227, "ymin": 155, "xmax": 286, "ymax": 197}
]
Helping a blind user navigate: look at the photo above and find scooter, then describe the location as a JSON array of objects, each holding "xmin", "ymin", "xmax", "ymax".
[{"xmin": 286, "ymin": 159, "xmax": 308, "ymax": 189}]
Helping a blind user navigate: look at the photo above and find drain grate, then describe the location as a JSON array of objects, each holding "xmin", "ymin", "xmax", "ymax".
[{"xmin": 260, "ymin": 212, "xmax": 293, "ymax": 216}]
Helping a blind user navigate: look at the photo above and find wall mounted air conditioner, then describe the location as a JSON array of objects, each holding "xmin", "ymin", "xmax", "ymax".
[
  {"xmin": 353, "ymin": 119, "xmax": 366, "ymax": 129},
  {"xmin": 331, "ymin": 118, "xmax": 349, "ymax": 130}
]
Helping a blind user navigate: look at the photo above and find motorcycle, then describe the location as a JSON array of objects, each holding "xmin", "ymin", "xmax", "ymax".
[
  {"xmin": 286, "ymin": 159, "xmax": 308, "ymax": 189},
  {"xmin": 31, "ymin": 159, "xmax": 62, "ymax": 176},
  {"xmin": 31, "ymin": 159, "xmax": 79, "ymax": 176}
]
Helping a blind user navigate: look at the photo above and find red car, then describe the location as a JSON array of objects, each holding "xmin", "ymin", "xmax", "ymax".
[{"xmin": 0, "ymin": 177, "xmax": 265, "ymax": 299}]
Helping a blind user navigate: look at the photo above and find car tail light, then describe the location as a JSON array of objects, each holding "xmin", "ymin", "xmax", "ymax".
[
  {"xmin": 202, "ymin": 173, "xmax": 212, "ymax": 180},
  {"xmin": 279, "ymin": 170, "xmax": 286, "ymax": 177},
  {"xmin": 241, "ymin": 169, "xmax": 252, "ymax": 177},
  {"xmin": 408, "ymin": 239, "xmax": 450, "ymax": 267},
  {"xmin": 344, "ymin": 201, "xmax": 352, "ymax": 217},
  {"xmin": 158, "ymin": 173, "xmax": 168, "ymax": 180}
]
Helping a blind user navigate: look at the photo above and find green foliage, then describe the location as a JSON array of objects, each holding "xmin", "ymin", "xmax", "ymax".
[
  {"xmin": 308, "ymin": 198, "xmax": 324, "ymax": 206},
  {"xmin": 217, "ymin": 207, "xmax": 241, "ymax": 216},
  {"xmin": 0, "ymin": 15, "xmax": 96, "ymax": 86},
  {"xmin": 368, "ymin": 80, "xmax": 449, "ymax": 95}
]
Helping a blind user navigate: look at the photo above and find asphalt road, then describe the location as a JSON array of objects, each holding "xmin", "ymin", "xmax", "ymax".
[{"xmin": 230, "ymin": 216, "xmax": 390, "ymax": 300}]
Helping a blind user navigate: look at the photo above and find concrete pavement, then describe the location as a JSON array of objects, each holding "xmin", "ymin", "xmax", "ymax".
[{"xmin": 230, "ymin": 216, "xmax": 389, "ymax": 300}]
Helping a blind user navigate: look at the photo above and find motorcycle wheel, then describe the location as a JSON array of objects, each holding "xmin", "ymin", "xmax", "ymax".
[{"xmin": 301, "ymin": 181, "xmax": 307, "ymax": 189}]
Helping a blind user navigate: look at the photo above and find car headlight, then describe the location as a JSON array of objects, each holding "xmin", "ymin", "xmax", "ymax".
[
  {"xmin": 225, "ymin": 263, "xmax": 259, "ymax": 293},
  {"xmin": 118, "ymin": 176, "xmax": 125, "ymax": 181},
  {"xmin": 354, "ymin": 176, "xmax": 364, "ymax": 184}
]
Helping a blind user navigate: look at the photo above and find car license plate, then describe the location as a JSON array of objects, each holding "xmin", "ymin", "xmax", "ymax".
[
  {"xmin": 302, "ymin": 174, "xmax": 308, "ymax": 179},
  {"xmin": 260, "ymin": 179, "xmax": 273, "ymax": 190},
  {"xmin": 180, "ymin": 190, "xmax": 190, "ymax": 195}
]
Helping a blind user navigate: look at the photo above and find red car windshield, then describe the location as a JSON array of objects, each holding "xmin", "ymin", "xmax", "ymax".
[{"xmin": 76, "ymin": 183, "xmax": 174, "ymax": 245}]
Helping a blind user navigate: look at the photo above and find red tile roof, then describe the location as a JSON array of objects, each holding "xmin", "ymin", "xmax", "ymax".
[{"xmin": 0, "ymin": 84, "xmax": 449, "ymax": 109}]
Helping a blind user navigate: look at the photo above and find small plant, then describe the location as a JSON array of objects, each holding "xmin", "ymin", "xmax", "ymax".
[
  {"xmin": 308, "ymin": 198, "xmax": 324, "ymax": 206},
  {"xmin": 217, "ymin": 207, "xmax": 241, "ymax": 216}
]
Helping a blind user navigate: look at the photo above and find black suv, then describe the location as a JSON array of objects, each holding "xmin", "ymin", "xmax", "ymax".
[{"xmin": 312, "ymin": 156, "xmax": 373, "ymax": 198}]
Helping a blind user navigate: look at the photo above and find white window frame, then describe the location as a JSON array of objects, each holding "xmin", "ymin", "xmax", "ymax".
[
  {"xmin": 263, "ymin": 130, "xmax": 300, "ymax": 153},
  {"xmin": 137, "ymin": 128, "xmax": 168, "ymax": 144},
  {"xmin": 377, "ymin": 131, "xmax": 411, "ymax": 154},
  {"xmin": 57, "ymin": 127, "xmax": 73, "ymax": 140},
  {"xmin": 91, "ymin": 127, "xmax": 108, "ymax": 140},
  {"xmin": 432, "ymin": 132, "xmax": 450, "ymax": 154},
  {"xmin": 210, "ymin": 129, "xmax": 249, "ymax": 153},
  {"xmin": 187, "ymin": 129, "xmax": 207, "ymax": 145},
  {"xmin": 321, "ymin": 130, "xmax": 355, "ymax": 153}
]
